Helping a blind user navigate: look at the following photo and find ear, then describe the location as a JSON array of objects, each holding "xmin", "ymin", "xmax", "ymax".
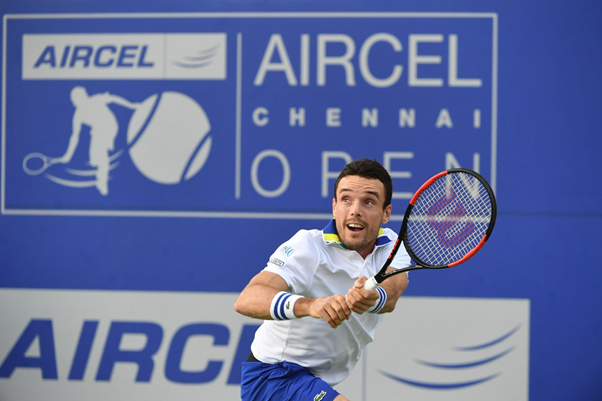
[
  {"xmin": 332, "ymin": 197, "xmax": 337, "ymax": 218},
  {"xmin": 382, "ymin": 204, "xmax": 392, "ymax": 224}
]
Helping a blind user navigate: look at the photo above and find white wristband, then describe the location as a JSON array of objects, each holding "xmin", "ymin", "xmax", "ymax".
[
  {"xmin": 368, "ymin": 286, "xmax": 387, "ymax": 314},
  {"xmin": 270, "ymin": 291, "xmax": 304, "ymax": 320}
]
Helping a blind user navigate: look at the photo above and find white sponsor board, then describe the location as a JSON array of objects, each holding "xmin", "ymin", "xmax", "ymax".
[
  {"xmin": 0, "ymin": 289, "xmax": 529, "ymax": 400},
  {"xmin": 339, "ymin": 297, "xmax": 530, "ymax": 400},
  {"xmin": 22, "ymin": 33, "xmax": 227, "ymax": 80},
  {"xmin": 0, "ymin": 289, "xmax": 251, "ymax": 400}
]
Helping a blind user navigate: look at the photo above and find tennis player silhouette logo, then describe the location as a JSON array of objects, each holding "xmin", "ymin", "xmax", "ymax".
[{"xmin": 23, "ymin": 86, "xmax": 213, "ymax": 195}]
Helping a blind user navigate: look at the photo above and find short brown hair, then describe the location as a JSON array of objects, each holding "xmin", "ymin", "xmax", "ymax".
[{"xmin": 333, "ymin": 159, "xmax": 393, "ymax": 208}]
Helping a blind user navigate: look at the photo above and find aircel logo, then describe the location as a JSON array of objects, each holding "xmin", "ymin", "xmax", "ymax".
[
  {"xmin": 0, "ymin": 319, "xmax": 257, "ymax": 385},
  {"xmin": 0, "ymin": 289, "xmax": 259, "ymax": 399},
  {"xmin": 22, "ymin": 34, "xmax": 227, "ymax": 80}
]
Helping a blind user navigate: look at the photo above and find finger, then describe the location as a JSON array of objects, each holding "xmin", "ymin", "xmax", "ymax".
[
  {"xmin": 346, "ymin": 294, "xmax": 369, "ymax": 313},
  {"xmin": 349, "ymin": 286, "xmax": 377, "ymax": 304},
  {"xmin": 355, "ymin": 276, "xmax": 367, "ymax": 287},
  {"xmin": 322, "ymin": 305, "xmax": 343, "ymax": 328},
  {"xmin": 332, "ymin": 297, "xmax": 351, "ymax": 322},
  {"xmin": 357, "ymin": 286, "xmax": 379, "ymax": 301},
  {"xmin": 331, "ymin": 297, "xmax": 353, "ymax": 324},
  {"xmin": 353, "ymin": 299, "xmax": 372, "ymax": 314},
  {"xmin": 345, "ymin": 288, "xmax": 362, "ymax": 304},
  {"xmin": 345, "ymin": 295, "xmax": 357, "ymax": 312},
  {"xmin": 323, "ymin": 314, "xmax": 338, "ymax": 329}
]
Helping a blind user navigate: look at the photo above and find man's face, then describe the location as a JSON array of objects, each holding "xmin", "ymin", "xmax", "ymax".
[{"xmin": 332, "ymin": 175, "xmax": 392, "ymax": 258}]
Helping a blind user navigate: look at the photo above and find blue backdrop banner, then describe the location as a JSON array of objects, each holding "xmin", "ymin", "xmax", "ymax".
[{"xmin": 1, "ymin": 3, "xmax": 601, "ymax": 401}]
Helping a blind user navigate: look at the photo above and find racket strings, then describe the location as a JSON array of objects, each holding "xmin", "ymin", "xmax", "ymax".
[{"xmin": 406, "ymin": 172, "xmax": 493, "ymax": 266}]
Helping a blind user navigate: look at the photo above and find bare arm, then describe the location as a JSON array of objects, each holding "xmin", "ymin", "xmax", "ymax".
[
  {"xmin": 234, "ymin": 271, "xmax": 352, "ymax": 329},
  {"xmin": 234, "ymin": 271, "xmax": 288, "ymax": 320},
  {"xmin": 105, "ymin": 93, "xmax": 138, "ymax": 110},
  {"xmin": 55, "ymin": 114, "xmax": 82, "ymax": 164}
]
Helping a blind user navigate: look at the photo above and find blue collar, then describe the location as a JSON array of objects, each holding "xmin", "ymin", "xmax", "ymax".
[{"xmin": 322, "ymin": 219, "xmax": 392, "ymax": 249}]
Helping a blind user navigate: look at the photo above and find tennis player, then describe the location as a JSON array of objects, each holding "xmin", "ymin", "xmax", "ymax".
[
  {"xmin": 234, "ymin": 158, "xmax": 411, "ymax": 401},
  {"xmin": 52, "ymin": 86, "xmax": 138, "ymax": 195}
]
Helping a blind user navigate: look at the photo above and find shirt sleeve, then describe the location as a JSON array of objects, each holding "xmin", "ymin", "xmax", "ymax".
[{"xmin": 263, "ymin": 230, "xmax": 319, "ymax": 294}]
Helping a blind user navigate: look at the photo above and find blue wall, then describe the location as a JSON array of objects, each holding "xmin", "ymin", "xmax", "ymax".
[{"xmin": 1, "ymin": 1, "xmax": 601, "ymax": 400}]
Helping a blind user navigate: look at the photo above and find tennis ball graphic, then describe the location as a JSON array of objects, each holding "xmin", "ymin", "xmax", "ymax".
[{"xmin": 127, "ymin": 92, "xmax": 212, "ymax": 184}]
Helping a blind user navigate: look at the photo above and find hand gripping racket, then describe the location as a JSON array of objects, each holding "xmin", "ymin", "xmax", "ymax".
[{"xmin": 364, "ymin": 168, "xmax": 497, "ymax": 291}]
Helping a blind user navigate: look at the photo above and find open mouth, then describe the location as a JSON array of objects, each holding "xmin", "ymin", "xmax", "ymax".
[{"xmin": 347, "ymin": 223, "xmax": 365, "ymax": 232}]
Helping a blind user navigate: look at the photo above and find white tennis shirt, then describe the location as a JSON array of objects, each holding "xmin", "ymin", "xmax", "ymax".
[{"xmin": 251, "ymin": 219, "xmax": 411, "ymax": 386}]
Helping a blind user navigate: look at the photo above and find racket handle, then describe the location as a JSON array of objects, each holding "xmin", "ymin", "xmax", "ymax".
[{"xmin": 364, "ymin": 276, "xmax": 379, "ymax": 291}]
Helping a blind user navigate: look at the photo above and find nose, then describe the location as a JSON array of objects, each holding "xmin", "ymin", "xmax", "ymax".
[{"xmin": 350, "ymin": 200, "xmax": 362, "ymax": 216}]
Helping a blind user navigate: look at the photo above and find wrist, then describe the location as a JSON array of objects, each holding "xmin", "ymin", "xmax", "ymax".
[
  {"xmin": 270, "ymin": 291, "xmax": 304, "ymax": 320},
  {"xmin": 367, "ymin": 286, "xmax": 387, "ymax": 313}
]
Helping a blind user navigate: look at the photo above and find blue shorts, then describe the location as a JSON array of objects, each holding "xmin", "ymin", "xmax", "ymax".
[{"xmin": 241, "ymin": 359, "xmax": 339, "ymax": 401}]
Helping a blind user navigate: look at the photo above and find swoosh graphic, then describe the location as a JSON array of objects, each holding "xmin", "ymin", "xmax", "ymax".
[
  {"xmin": 183, "ymin": 52, "xmax": 219, "ymax": 63},
  {"xmin": 417, "ymin": 347, "xmax": 514, "ymax": 369},
  {"xmin": 45, "ymin": 174, "xmax": 98, "ymax": 188},
  {"xmin": 45, "ymin": 159, "xmax": 119, "ymax": 187},
  {"xmin": 172, "ymin": 44, "xmax": 221, "ymax": 69},
  {"xmin": 65, "ymin": 159, "xmax": 120, "ymax": 177},
  {"xmin": 172, "ymin": 60, "xmax": 214, "ymax": 69},
  {"xmin": 455, "ymin": 324, "xmax": 521, "ymax": 351},
  {"xmin": 379, "ymin": 325, "xmax": 522, "ymax": 390},
  {"xmin": 379, "ymin": 370, "xmax": 500, "ymax": 390}
]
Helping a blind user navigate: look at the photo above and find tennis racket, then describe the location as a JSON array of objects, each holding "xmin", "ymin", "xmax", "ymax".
[
  {"xmin": 364, "ymin": 168, "xmax": 497, "ymax": 291},
  {"xmin": 22, "ymin": 152, "xmax": 61, "ymax": 175}
]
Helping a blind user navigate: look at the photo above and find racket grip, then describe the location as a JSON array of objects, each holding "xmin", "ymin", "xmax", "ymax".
[{"xmin": 364, "ymin": 276, "xmax": 379, "ymax": 291}]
